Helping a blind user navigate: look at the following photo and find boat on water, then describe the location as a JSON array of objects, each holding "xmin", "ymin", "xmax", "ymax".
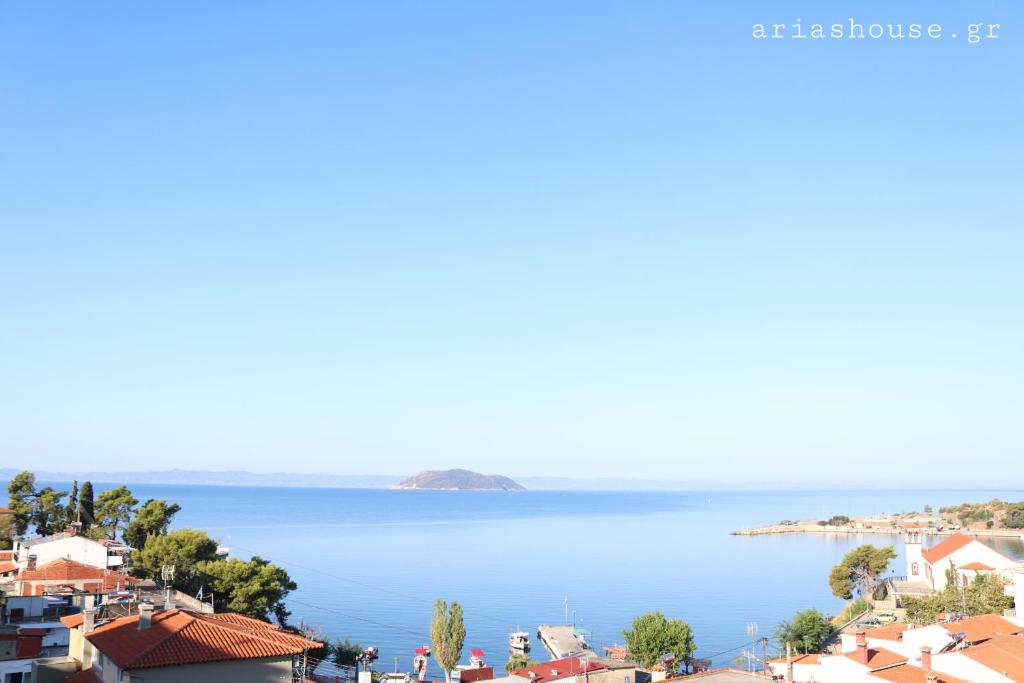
[
  {"xmin": 413, "ymin": 646, "xmax": 431, "ymax": 682},
  {"xmin": 509, "ymin": 631, "xmax": 530, "ymax": 651},
  {"xmin": 469, "ymin": 649, "xmax": 486, "ymax": 668}
]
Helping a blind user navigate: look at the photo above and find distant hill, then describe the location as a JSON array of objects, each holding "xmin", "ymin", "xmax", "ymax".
[{"xmin": 395, "ymin": 469, "xmax": 526, "ymax": 491}]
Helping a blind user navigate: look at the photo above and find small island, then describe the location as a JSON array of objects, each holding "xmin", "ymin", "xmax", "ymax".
[{"xmin": 395, "ymin": 468, "xmax": 526, "ymax": 491}]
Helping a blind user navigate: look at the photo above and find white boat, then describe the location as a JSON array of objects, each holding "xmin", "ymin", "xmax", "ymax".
[
  {"xmin": 413, "ymin": 646, "xmax": 431, "ymax": 682},
  {"xmin": 509, "ymin": 631, "xmax": 530, "ymax": 651},
  {"xmin": 469, "ymin": 649, "xmax": 485, "ymax": 668}
]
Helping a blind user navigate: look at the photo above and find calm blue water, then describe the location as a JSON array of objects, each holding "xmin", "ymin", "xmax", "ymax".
[{"xmin": 31, "ymin": 485, "xmax": 1024, "ymax": 672}]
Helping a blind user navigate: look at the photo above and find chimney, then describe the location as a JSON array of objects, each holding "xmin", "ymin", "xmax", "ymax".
[
  {"xmin": 138, "ymin": 603, "xmax": 154, "ymax": 630},
  {"xmin": 855, "ymin": 631, "xmax": 868, "ymax": 666},
  {"xmin": 925, "ymin": 675, "xmax": 937, "ymax": 683},
  {"xmin": 27, "ymin": 555, "xmax": 36, "ymax": 571},
  {"xmin": 83, "ymin": 609, "xmax": 96, "ymax": 634},
  {"xmin": 920, "ymin": 646, "xmax": 932, "ymax": 673}
]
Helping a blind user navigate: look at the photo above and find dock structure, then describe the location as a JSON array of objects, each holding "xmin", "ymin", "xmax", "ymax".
[{"xmin": 537, "ymin": 625, "xmax": 592, "ymax": 660}]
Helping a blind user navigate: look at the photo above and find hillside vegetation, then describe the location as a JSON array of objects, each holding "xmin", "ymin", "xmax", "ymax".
[{"xmin": 396, "ymin": 469, "xmax": 526, "ymax": 491}]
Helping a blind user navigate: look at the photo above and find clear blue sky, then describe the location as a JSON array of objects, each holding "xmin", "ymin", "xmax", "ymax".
[{"xmin": 1, "ymin": 2, "xmax": 1021, "ymax": 485}]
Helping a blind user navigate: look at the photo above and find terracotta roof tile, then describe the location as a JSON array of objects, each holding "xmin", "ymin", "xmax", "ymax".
[
  {"xmin": 870, "ymin": 664, "xmax": 971, "ymax": 683},
  {"xmin": 959, "ymin": 562, "xmax": 993, "ymax": 571},
  {"xmin": 865, "ymin": 623, "xmax": 910, "ymax": 641},
  {"xmin": 943, "ymin": 614, "xmax": 1024, "ymax": 644},
  {"xmin": 66, "ymin": 669, "xmax": 104, "ymax": 683},
  {"xmin": 512, "ymin": 657, "xmax": 607, "ymax": 683},
  {"xmin": 845, "ymin": 647, "xmax": 908, "ymax": 670},
  {"xmin": 962, "ymin": 634, "xmax": 1024, "ymax": 681},
  {"xmin": 86, "ymin": 608, "xmax": 318, "ymax": 670},
  {"xmin": 0, "ymin": 561, "xmax": 16, "ymax": 574},
  {"xmin": 921, "ymin": 534, "xmax": 975, "ymax": 564},
  {"xmin": 60, "ymin": 613, "xmax": 85, "ymax": 628},
  {"xmin": 19, "ymin": 557, "xmax": 135, "ymax": 585}
]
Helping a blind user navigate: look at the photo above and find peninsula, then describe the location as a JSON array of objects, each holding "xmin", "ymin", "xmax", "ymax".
[{"xmin": 395, "ymin": 469, "xmax": 526, "ymax": 491}]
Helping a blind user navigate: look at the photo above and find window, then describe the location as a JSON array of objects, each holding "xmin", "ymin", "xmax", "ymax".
[
  {"xmin": 911, "ymin": 562, "xmax": 919, "ymax": 576},
  {"xmin": 130, "ymin": 677, "xmax": 146, "ymax": 683},
  {"xmin": 94, "ymin": 653, "xmax": 104, "ymax": 675}
]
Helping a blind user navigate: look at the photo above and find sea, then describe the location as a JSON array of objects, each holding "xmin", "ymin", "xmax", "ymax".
[{"xmin": 26, "ymin": 484, "xmax": 1024, "ymax": 673}]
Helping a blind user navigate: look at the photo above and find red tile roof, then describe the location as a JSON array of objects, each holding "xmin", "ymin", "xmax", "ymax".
[
  {"xmin": 60, "ymin": 613, "xmax": 85, "ymax": 628},
  {"xmin": 86, "ymin": 608, "xmax": 318, "ymax": 670},
  {"xmin": 66, "ymin": 669, "xmax": 104, "ymax": 683},
  {"xmin": 962, "ymin": 634, "xmax": 1024, "ymax": 681},
  {"xmin": 959, "ymin": 562, "xmax": 993, "ymax": 571},
  {"xmin": 922, "ymin": 534, "xmax": 975, "ymax": 564},
  {"xmin": 870, "ymin": 664, "xmax": 971, "ymax": 683},
  {"xmin": 18, "ymin": 557, "xmax": 136, "ymax": 589},
  {"xmin": 0, "ymin": 561, "xmax": 16, "ymax": 574},
  {"xmin": 942, "ymin": 614, "xmax": 1024, "ymax": 644},
  {"xmin": 845, "ymin": 647, "xmax": 908, "ymax": 670},
  {"xmin": 864, "ymin": 623, "xmax": 909, "ymax": 641},
  {"xmin": 512, "ymin": 657, "xmax": 607, "ymax": 683},
  {"xmin": 0, "ymin": 507, "xmax": 13, "ymax": 514}
]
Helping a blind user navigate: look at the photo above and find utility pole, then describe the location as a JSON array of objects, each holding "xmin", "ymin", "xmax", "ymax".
[
  {"xmin": 746, "ymin": 623, "xmax": 759, "ymax": 675},
  {"xmin": 564, "ymin": 595, "xmax": 569, "ymax": 625}
]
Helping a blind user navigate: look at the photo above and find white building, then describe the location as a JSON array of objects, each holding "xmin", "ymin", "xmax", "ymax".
[
  {"xmin": 903, "ymin": 529, "xmax": 1022, "ymax": 592},
  {"xmin": 12, "ymin": 533, "xmax": 130, "ymax": 572}
]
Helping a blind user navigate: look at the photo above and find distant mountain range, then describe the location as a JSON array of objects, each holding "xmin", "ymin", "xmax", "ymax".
[
  {"xmin": 0, "ymin": 467, "xmax": 864, "ymax": 491},
  {"xmin": 0, "ymin": 468, "xmax": 399, "ymax": 489},
  {"xmin": 395, "ymin": 469, "xmax": 525, "ymax": 491}
]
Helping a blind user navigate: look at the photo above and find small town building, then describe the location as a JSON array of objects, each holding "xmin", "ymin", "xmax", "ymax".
[
  {"xmin": 14, "ymin": 558, "xmax": 137, "ymax": 597},
  {"xmin": 61, "ymin": 605, "xmax": 319, "ymax": 683},
  {"xmin": 12, "ymin": 534, "xmax": 130, "ymax": 573},
  {"xmin": 903, "ymin": 530, "xmax": 1022, "ymax": 592}
]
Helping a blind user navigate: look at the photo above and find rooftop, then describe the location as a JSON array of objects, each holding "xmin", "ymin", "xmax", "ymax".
[
  {"xmin": 921, "ymin": 534, "xmax": 975, "ymax": 564},
  {"xmin": 512, "ymin": 657, "xmax": 606, "ymax": 683},
  {"xmin": 18, "ymin": 557, "xmax": 136, "ymax": 590},
  {"xmin": 962, "ymin": 634, "xmax": 1024, "ymax": 681},
  {"xmin": 86, "ymin": 608, "xmax": 319, "ymax": 670},
  {"xmin": 942, "ymin": 614, "xmax": 1024, "ymax": 644},
  {"xmin": 870, "ymin": 664, "xmax": 971, "ymax": 683},
  {"xmin": 844, "ymin": 647, "xmax": 907, "ymax": 670}
]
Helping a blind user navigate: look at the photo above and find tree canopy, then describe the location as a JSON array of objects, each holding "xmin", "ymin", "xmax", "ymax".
[
  {"xmin": 430, "ymin": 598, "xmax": 466, "ymax": 682},
  {"xmin": 132, "ymin": 527, "xmax": 220, "ymax": 592},
  {"xmin": 506, "ymin": 652, "xmax": 538, "ymax": 673},
  {"xmin": 775, "ymin": 608, "xmax": 833, "ymax": 654},
  {"xmin": 828, "ymin": 544, "xmax": 896, "ymax": 599},
  {"xmin": 622, "ymin": 611, "xmax": 697, "ymax": 672},
  {"xmin": 92, "ymin": 485, "xmax": 138, "ymax": 540},
  {"xmin": 903, "ymin": 569, "xmax": 1013, "ymax": 625},
  {"xmin": 197, "ymin": 556, "xmax": 297, "ymax": 625},
  {"xmin": 124, "ymin": 499, "xmax": 181, "ymax": 549}
]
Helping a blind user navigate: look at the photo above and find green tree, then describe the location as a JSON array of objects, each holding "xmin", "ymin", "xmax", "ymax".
[
  {"xmin": 0, "ymin": 514, "xmax": 13, "ymax": 550},
  {"xmin": 430, "ymin": 598, "xmax": 466, "ymax": 683},
  {"xmin": 92, "ymin": 486, "xmax": 138, "ymax": 540},
  {"xmin": 828, "ymin": 544, "xmax": 896, "ymax": 599},
  {"xmin": 124, "ymin": 499, "xmax": 181, "ymax": 549},
  {"xmin": 775, "ymin": 609, "xmax": 833, "ymax": 654},
  {"xmin": 333, "ymin": 638, "xmax": 364, "ymax": 667},
  {"xmin": 66, "ymin": 481, "xmax": 79, "ymax": 526},
  {"xmin": 197, "ymin": 556, "xmax": 296, "ymax": 625},
  {"xmin": 622, "ymin": 611, "xmax": 697, "ymax": 673},
  {"xmin": 6, "ymin": 471, "xmax": 37, "ymax": 537},
  {"xmin": 79, "ymin": 481, "xmax": 95, "ymax": 531},
  {"xmin": 1003, "ymin": 503, "xmax": 1024, "ymax": 529},
  {"xmin": 506, "ymin": 652, "xmax": 538, "ymax": 673},
  {"xmin": 903, "ymin": 571, "xmax": 1013, "ymax": 625},
  {"xmin": 924, "ymin": 505, "xmax": 933, "ymax": 515},
  {"xmin": 31, "ymin": 486, "xmax": 69, "ymax": 536},
  {"xmin": 133, "ymin": 528, "xmax": 219, "ymax": 591}
]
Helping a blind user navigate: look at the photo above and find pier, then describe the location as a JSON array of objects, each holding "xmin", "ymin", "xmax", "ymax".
[{"xmin": 536, "ymin": 625, "xmax": 592, "ymax": 660}]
